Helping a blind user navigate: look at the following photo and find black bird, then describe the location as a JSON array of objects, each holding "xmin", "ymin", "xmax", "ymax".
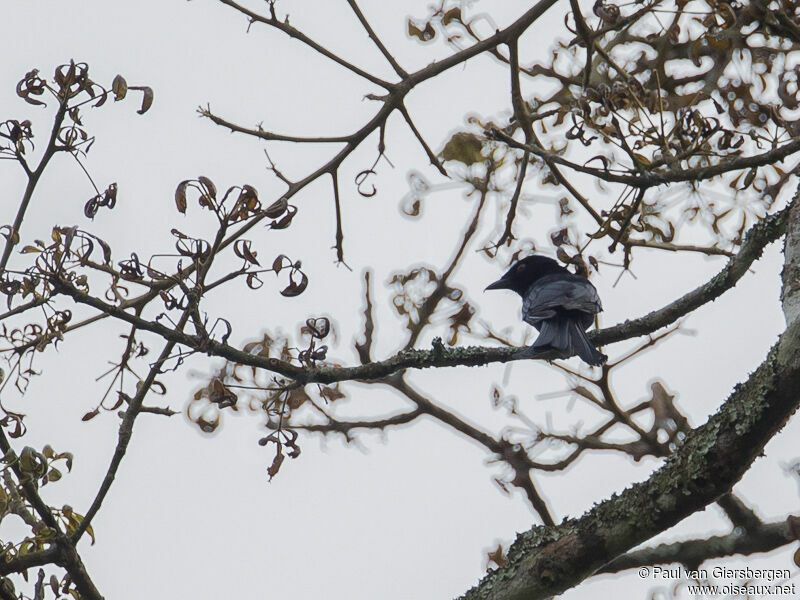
[{"xmin": 485, "ymin": 255, "xmax": 607, "ymax": 366}]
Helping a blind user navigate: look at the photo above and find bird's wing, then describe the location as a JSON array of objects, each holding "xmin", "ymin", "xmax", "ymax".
[{"xmin": 522, "ymin": 274, "xmax": 602, "ymax": 326}]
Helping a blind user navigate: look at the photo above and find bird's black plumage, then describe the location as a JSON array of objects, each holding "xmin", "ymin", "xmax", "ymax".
[{"xmin": 485, "ymin": 255, "xmax": 607, "ymax": 366}]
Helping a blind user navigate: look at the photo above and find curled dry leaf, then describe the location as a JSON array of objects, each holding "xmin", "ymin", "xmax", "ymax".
[
  {"xmin": 270, "ymin": 205, "xmax": 297, "ymax": 230},
  {"xmin": 111, "ymin": 74, "xmax": 127, "ymax": 101},
  {"xmin": 304, "ymin": 317, "xmax": 330, "ymax": 339},
  {"xmin": 281, "ymin": 267, "xmax": 308, "ymax": 297},
  {"xmin": 83, "ymin": 183, "xmax": 118, "ymax": 219},
  {"xmin": 272, "ymin": 254, "xmax": 290, "ymax": 274},
  {"xmin": 233, "ymin": 239, "xmax": 260, "ymax": 266},
  {"xmin": 407, "ymin": 18, "xmax": 436, "ymax": 42},
  {"xmin": 197, "ymin": 176, "xmax": 217, "ymax": 200},
  {"xmin": 267, "ymin": 445, "xmax": 284, "ymax": 481},
  {"xmin": 131, "ymin": 86, "xmax": 154, "ymax": 114},
  {"xmin": 175, "ymin": 180, "xmax": 189, "ymax": 214},
  {"xmin": 355, "ymin": 169, "xmax": 377, "ymax": 197},
  {"xmin": 82, "ymin": 409, "xmax": 100, "ymax": 422},
  {"xmin": 263, "ymin": 197, "xmax": 287, "ymax": 218}
]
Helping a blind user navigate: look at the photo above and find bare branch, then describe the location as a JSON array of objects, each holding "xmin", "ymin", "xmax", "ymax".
[
  {"xmin": 52, "ymin": 202, "xmax": 787, "ymax": 386},
  {"xmin": 599, "ymin": 520, "xmax": 794, "ymax": 575},
  {"xmin": 217, "ymin": 0, "xmax": 392, "ymax": 88},
  {"xmin": 461, "ymin": 326, "xmax": 800, "ymax": 598},
  {"xmin": 355, "ymin": 270, "xmax": 375, "ymax": 364},
  {"xmin": 345, "ymin": 0, "xmax": 408, "ymax": 78}
]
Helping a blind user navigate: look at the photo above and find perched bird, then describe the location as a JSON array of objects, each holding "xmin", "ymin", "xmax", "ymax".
[{"xmin": 485, "ymin": 255, "xmax": 607, "ymax": 366}]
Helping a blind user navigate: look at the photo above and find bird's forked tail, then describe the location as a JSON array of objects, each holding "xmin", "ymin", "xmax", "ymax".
[{"xmin": 532, "ymin": 317, "xmax": 607, "ymax": 366}]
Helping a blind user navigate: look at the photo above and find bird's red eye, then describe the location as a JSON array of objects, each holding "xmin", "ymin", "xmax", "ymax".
[{"xmin": 516, "ymin": 264, "xmax": 525, "ymax": 273}]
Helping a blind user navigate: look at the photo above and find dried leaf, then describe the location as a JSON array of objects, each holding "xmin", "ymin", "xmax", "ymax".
[
  {"xmin": 305, "ymin": 317, "xmax": 330, "ymax": 339},
  {"xmin": 133, "ymin": 86, "xmax": 154, "ymax": 114},
  {"xmin": 81, "ymin": 409, "xmax": 100, "ymax": 422},
  {"xmin": 233, "ymin": 240, "xmax": 260, "ymax": 266},
  {"xmin": 175, "ymin": 180, "xmax": 189, "ymax": 214},
  {"xmin": 267, "ymin": 445, "xmax": 284, "ymax": 481},
  {"xmin": 272, "ymin": 254, "xmax": 288, "ymax": 274},
  {"xmin": 440, "ymin": 132, "xmax": 484, "ymax": 166},
  {"xmin": 407, "ymin": 19, "xmax": 435, "ymax": 42},
  {"xmin": 264, "ymin": 197, "xmax": 287, "ymax": 218},
  {"xmin": 198, "ymin": 176, "xmax": 217, "ymax": 200},
  {"xmin": 319, "ymin": 386, "xmax": 345, "ymax": 402},
  {"xmin": 281, "ymin": 269, "xmax": 308, "ymax": 297},
  {"xmin": 111, "ymin": 75, "xmax": 127, "ymax": 101}
]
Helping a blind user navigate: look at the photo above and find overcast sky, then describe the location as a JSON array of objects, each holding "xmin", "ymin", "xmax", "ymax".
[{"xmin": 0, "ymin": 2, "xmax": 797, "ymax": 599}]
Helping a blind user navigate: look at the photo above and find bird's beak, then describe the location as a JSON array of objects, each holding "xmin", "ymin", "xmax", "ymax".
[{"xmin": 485, "ymin": 278, "xmax": 510, "ymax": 291}]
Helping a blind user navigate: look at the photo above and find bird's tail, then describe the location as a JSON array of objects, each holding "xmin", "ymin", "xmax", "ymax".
[{"xmin": 532, "ymin": 318, "xmax": 607, "ymax": 366}]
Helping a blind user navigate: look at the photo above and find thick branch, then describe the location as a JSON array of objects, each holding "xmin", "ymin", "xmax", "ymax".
[
  {"xmin": 459, "ymin": 196, "xmax": 800, "ymax": 600},
  {"xmin": 599, "ymin": 519, "xmax": 794, "ymax": 575},
  {"xmin": 54, "ymin": 203, "xmax": 788, "ymax": 385},
  {"xmin": 461, "ymin": 323, "xmax": 800, "ymax": 599},
  {"xmin": 0, "ymin": 547, "xmax": 59, "ymax": 576}
]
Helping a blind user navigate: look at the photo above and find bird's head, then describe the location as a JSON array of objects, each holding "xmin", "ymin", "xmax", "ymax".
[{"xmin": 484, "ymin": 255, "xmax": 566, "ymax": 296}]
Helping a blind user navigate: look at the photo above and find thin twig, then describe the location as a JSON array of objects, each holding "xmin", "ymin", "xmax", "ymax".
[{"xmin": 345, "ymin": 0, "xmax": 408, "ymax": 78}]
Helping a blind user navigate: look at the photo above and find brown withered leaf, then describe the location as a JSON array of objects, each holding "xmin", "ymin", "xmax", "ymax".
[
  {"xmin": 4, "ymin": 415, "xmax": 26, "ymax": 439},
  {"xmin": 197, "ymin": 176, "xmax": 217, "ymax": 200},
  {"xmin": 16, "ymin": 69, "xmax": 47, "ymax": 106},
  {"xmin": 264, "ymin": 197, "xmax": 288, "ymax": 218},
  {"xmin": 272, "ymin": 254, "xmax": 289, "ymax": 274},
  {"xmin": 441, "ymin": 7, "xmax": 461, "ymax": 26},
  {"xmin": 267, "ymin": 445, "xmax": 284, "ymax": 481},
  {"xmin": 550, "ymin": 227, "xmax": 571, "ymax": 246},
  {"xmin": 319, "ymin": 386, "xmax": 345, "ymax": 402},
  {"xmin": 175, "ymin": 180, "xmax": 189, "ymax": 214},
  {"xmin": 407, "ymin": 19, "xmax": 435, "ymax": 42},
  {"xmin": 270, "ymin": 205, "xmax": 297, "ymax": 229},
  {"xmin": 82, "ymin": 409, "xmax": 100, "ymax": 422},
  {"xmin": 402, "ymin": 198, "xmax": 421, "ymax": 217},
  {"xmin": 440, "ymin": 131, "xmax": 484, "ymax": 166},
  {"xmin": 196, "ymin": 414, "xmax": 220, "ymax": 434},
  {"xmin": 111, "ymin": 75, "xmax": 127, "ymax": 101},
  {"xmin": 233, "ymin": 239, "xmax": 260, "ymax": 266},
  {"xmin": 740, "ymin": 166, "xmax": 757, "ymax": 190},
  {"xmin": 131, "ymin": 86, "xmax": 154, "ymax": 114},
  {"xmin": 486, "ymin": 544, "xmax": 509, "ymax": 570},
  {"xmin": 304, "ymin": 317, "xmax": 330, "ymax": 339},
  {"xmin": 230, "ymin": 184, "xmax": 260, "ymax": 221},
  {"xmin": 287, "ymin": 387, "xmax": 310, "ymax": 409},
  {"xmin": 209, "ymin": 379, "xmax": 237, "ymax": 409},
  {"xmin": 281, "ymin": 268, "xmax": 308, "ymax": 297},
  {"xmin": 447, "ymin": 302, "xmax": 474, "ymax": 345},
  {"xmin": 246, "ymin": 273, "xmax": 264, "ymax": 289}
]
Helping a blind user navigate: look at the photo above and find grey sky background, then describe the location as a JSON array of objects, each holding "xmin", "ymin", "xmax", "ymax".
[{"xmin": 0, "ymin": 1, "xmax": 797, "ymax": 599}]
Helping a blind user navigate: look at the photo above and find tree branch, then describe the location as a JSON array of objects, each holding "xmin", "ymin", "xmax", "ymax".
[
  {"xmin": 599, "ymin": 519, "xmax": 794, "ymax": 575},
  {"xmin": 491, "ymin": 128, "xmax": 800, "ymax": 188},
  {"xmin": 54, "ymin": 202, "xmax": 788, "ymax": 385},
  {"xmin": 458, "ymin": 195, "xmax": 800, "ymax": 600},
  {"xmin": 461, "ymin": 325, "xmax": 800, "ymax": 598},
  {"xmin": 345, "ymin": 0, "xmax": 408, "ymax": 78}
]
